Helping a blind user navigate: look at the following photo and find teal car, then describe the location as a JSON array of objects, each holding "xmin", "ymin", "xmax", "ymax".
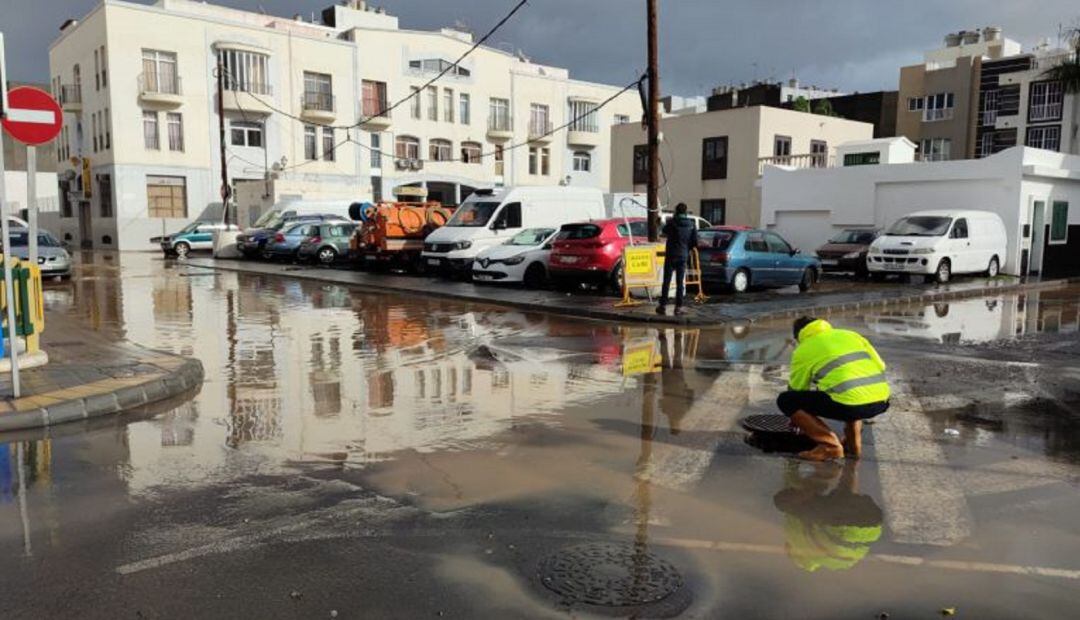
[{"xmin": 154, "ymin": 221, "xmax": 240, "ymax": 258}]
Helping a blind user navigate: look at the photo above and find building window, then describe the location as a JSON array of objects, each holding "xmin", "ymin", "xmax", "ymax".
[
  {"xmin": 572, "ymin": 151, "xmax": 591, "ymax": 172},
  {"xmin": 1025, "ymin": 125, "xmax": 1061, "ymax": 152},
  {"xmin": 1029, "ymin": 81, "xmax": 1064, "ymax": 122},
  {"xmin": 614, "ymin": 114, "xmax": 631, "ymax": 125},
  {"xmin": 100, "ymin": 45, "xmax": 107, "ymax": 87},
  {"xmin": 372, "ymin": 176, "xmax": 383, "ymax": 203},
  {"xmin": 141, "ymin": 49, "xmax": 179, "ymax": 95},
  {"xmin": 443, "ymin": 88, "xmax": 454, "ymax": 122},
  {"xmin": 978, "ymin": 132, "xmax": 995, "ymax": 158},
  {"xmin": 146, "ymin": 175, "xmax": 187, "ymax": 218},
  {"xmin": 981, "ymin": 90, "xmax": 999, "ymax": 126},
  {"xmin": 633, "ymin": 144, "xmax": 649, "ymax": 184},
  {"xmin": 304, "ymin": 125, "xmax": 317, "ymax": 160},
  {"xmin": 426, "ymin": 86, "xmax": 438, "ymax": 121},
  {"xmin": 143, "ymin": 111, "xmax": 160, "ymax": 150},
  {"xmin": 92, "ymin": 113, "xmax": 99, "ymax": 152},
  {"xmin": 529, "ymin": 103, "xmax": 550, "ymax": 136},
  {"xmin": 322, "ymin": 127, "xmax": 336, "ymax": 161},
  {"xmin": 94, "ymin": 49, "xmax": 100, "ymax": 91},
  {"xmin": 230, "ymin": 120, "xmax": 263, "ymax": 147},
  {"xmin": 408, "ymin": 58, "xmax": 470, "ymax": 77},
  {"xmin": 361, "ymin": 80, "xmax": 388, "ymax": 118},
  {"xmin": 218, "ymin": 49, "xmax": 271, "ymax": 94},
  {"xmin": 541, "ymin": 147, "xmax": 550, "ymax": 175},
  {"xmin": 907, "ymin": 97, "xmax": 924, "ymax": 112},
  {"xmin": 302, "ymin": 72, "xmax": 333, "ymax": 111},
  {"xmin": 167, "ymin": 113, "xmax": 184, "ymax": 151},
  {"xmin": 919, "ymin": 137, "xmax": 951, "ymax": 162},
  {"xmin": 700, "ymin": 199, "xmax": 725, "ymax": 225},
  {"xmin": 489, "ymin": 98, "xmax": 511, "ymax": 131},
  {"xmin": 370, "ymin": 133, "xmax": 382, "ymax": 169},
  {"xmin": 568, "ymin": 100, "xmax": 599, "ymax": 133},
  {"xmin": 494, "ymin": 145, "xmax": 505, "ymax": 176},
  {"xmin": 1050, "ymin": 201, "xmax": 1069, "ymax": 243},
  {"xmin": 59, "ymin": 180, "xmax": 72, "ymax": 218},
  {"xmin": 810, "ymin": 140, "xmax": 828, "ymax": 167},
  {"xmin": 702, "ymin": 136, "xmax": 728, "ymax": 179},
  {"xmin": 843, "ymin": 151, "xmax": 881, "ymax": 166},
  {"xmin": 923, "ymin": 92, "xmax": 955, "ymax": 122},
  {"xmin": 410, "ymin": 87, "xmax": 421, "ymax": 119},
  {"xmin": 773, "ymin": 135, "xmax": 792, "ymax": 158},
  {"xmin": 429, "ymin": 138, "xmax": 452, "ymax": 161},
  {"xmin": 98, "ymin": 174, "xmax": 113, "ymax": 217},
  {"xmin": 395, "ymin": 135, "xmax": 420, "ymax": 160},
  {"xmin": 528, "ymin": 146, "xmax": 550, "ymax": 175},
  {"xmin": 104, "ymin": 108, "xmax": 111, "ymax": 149},
  {"xmin": 461, "ymin": 141, "xmax": 482, "ymax": 164},
  {"xmin": 459, "ymin": 93, "xmax": 471, "ymax": 125}
]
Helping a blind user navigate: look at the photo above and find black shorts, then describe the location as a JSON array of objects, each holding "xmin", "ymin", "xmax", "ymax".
[{"xmin": 777, "ymin": 390, "xmax": 889, "ymax": 423}]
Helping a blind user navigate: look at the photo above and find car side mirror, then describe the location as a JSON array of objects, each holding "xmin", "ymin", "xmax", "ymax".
[
  {"xmin": 492, "ymin": 220, "xmax": 506, "ymax": 231},
  {"xmin": 791, "ymin": 248, "xmax": 800, "ymax": 256},
  {"xmin": 542, "ymin": 243, "xmax": 553, "ymax": 250}
]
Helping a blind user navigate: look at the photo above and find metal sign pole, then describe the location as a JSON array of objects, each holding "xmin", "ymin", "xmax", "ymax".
[{"xmin": 28, "ymin": 146, "xmax": 37, "ymax": 265}]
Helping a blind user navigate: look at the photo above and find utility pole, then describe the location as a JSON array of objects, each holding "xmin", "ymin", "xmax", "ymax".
[
  {"xmin": 216, "ymin": 60, "xmax": 231, "ymax": 226},
  {"xmin": 646, "ymin": 0, "xmax": 661, "ymax": 242}
]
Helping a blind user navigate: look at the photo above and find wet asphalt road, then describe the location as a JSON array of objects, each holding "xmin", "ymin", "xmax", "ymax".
[{"xmin": 1, "ymin": 253, "xmax": 1079, "ymax": 619}]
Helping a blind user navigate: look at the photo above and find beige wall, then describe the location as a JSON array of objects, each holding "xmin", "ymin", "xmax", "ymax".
[
  {"xmin": 610, "ymin": 106, "xmax": 873, "ymax": 226},
  {"xmin": 896, "ymin": 57, "xmax": 980, "ymax": 158}
]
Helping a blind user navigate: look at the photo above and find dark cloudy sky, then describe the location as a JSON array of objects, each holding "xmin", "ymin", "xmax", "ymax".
[{"xmin": 1, "ymin": 0, "xmax": 1077, "ymax": 95}]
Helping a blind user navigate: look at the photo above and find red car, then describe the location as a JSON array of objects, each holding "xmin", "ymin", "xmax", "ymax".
[{"xmin": 549, "ymin": 218, "xmax": 649, "ymax": 293}]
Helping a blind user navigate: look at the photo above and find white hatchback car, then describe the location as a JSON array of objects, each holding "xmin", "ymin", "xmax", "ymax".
[{"xmin": 471, "ymin": 227, "xmax": 559, "ymax": 288}]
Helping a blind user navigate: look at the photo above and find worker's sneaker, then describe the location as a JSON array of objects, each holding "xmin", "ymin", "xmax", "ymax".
[
  {"xmin": 797, "ymin": 443, "xmax": 844, "ymax": 462},
  {"xmin": 674, "ymin": 307, "xmax": 688, "ymax": 316},
  {"xmin": 655, "ymin": 305, "xmax": 667, "ymax": 316}
]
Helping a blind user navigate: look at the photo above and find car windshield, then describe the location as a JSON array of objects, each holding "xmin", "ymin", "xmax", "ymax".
[
  {"xmin": 253, "ymin": 210, "xmax": 289, "ymax": 229},
  {"xmin": 178, "ymin": 221, "xmax": 203, "ymax": 234},
  {"xmin": 886, "ymin": 216, "xmax": 953, "ymax": 237},
  {"xmin": 829, "ymin": 229, "xmax": 877, "ymax": 244},
  {"xmin": 445, "ymin": 201, "xmax": 500, "ymax": 227},
  {"xmin": 507, "ymin": 228, "xmax": 555, "ymax": 246},
  {"xmin": 10, "ymin": 232, "xmax": 61, "ymax": 247},
  {"xmin": 556, "ymin": 224, "xmax": 602, "ymax": 240},
  {"xmin": 697, "ymin": 230, "xmax": 736, "ymax": 250}
]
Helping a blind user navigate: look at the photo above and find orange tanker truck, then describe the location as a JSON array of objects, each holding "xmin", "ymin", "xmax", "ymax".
[{"xmin": 349, "ymin": 201, "xmax": 455, "ymax": 272}]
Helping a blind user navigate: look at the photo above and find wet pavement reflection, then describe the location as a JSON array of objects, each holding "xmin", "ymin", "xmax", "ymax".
[{"xmin": 2, "ymin": 254, "xmax": 1079, "ymax": 618}]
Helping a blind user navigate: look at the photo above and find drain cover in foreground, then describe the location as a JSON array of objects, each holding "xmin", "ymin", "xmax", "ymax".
[
  {"xmin": 537, "ymin": 542, "xmax": 683, "ymax": 607},
  {"xmin": 741, "ymin": 414, "xmax": 796, "ymax": 434}
]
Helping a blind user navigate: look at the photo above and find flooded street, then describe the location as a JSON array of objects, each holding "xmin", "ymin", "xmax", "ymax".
[{"xmin": 2, "ymin": 253, "xmax": 1079, "ymax": 619}]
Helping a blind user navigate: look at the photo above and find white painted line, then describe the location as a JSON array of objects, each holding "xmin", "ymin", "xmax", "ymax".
[{"xmin": 6, "ymin": 108, "xmax": 56, "ymax": 125}]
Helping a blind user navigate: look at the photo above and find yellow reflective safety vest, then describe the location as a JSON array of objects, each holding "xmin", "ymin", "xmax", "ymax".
[{"xmin": 789, "ymin": 320, "xmax": 890, "ymax": 406}]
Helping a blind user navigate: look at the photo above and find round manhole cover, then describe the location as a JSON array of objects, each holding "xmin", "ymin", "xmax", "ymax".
[{"xmin": 537, "ymin": 542, "xmax": 683, "ymax": 607}]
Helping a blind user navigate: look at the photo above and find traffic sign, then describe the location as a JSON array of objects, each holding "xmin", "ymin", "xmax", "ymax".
[{"xmin": 1, "ymin": 86, "xmax": 63, "ymax": 146}]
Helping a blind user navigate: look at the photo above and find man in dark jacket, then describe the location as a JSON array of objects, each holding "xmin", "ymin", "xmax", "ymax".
[{"xmin": 657, "ymin": 203, "xmax": 699, "ymax": 315}]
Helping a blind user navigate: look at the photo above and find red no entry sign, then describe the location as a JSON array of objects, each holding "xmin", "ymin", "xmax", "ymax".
[{"xmin": 1, "ymin": 86, "xmax": 62, "ymax": 146}]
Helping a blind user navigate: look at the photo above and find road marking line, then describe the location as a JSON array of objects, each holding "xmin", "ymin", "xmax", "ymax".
[{"xmin": 6, "ymin": 108, "xmax": 56, "ymax": 124}]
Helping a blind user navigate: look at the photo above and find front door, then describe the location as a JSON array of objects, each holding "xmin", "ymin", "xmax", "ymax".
[
  {"xmin": 78, "ymin": 201, "xmax": 93, "ymax": 249},
  {"xmin": 742, "ymin": 232, "xmax": 775, "ymax": 284},
  {"xmin": 1029, "ymin": 200, "xmax": 1046, "ymax": 275},
  {"xmin": 947, "ymin": 217, "xmax": 971, "ymax": 273}
]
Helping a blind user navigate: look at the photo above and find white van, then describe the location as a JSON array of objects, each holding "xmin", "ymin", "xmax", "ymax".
[
  {"xmin": 422, "ymin": 186, "xmax": 607, "ymax": 275},
  {"xmin": 868, "ymin": 210, "xmax": 1007, "ymax": 283}
]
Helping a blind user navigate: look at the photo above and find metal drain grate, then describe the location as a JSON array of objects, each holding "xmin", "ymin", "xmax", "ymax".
[
  {"xmin": 741, "ymin": 414, "xmax": 796, "ymax": 434},
  {"xmin": 537, "ymin": 542, "xmax": 683, "ymax": 607}
]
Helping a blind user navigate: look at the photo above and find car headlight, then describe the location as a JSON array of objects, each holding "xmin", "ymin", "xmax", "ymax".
[
  {"xmin": 843, "ymin": 251, "xmax": 861, "ymax": 259},
  {"xmin": 911, "ymin": 248, "xmax": 935, "ymax": 255},
  {"xmin": 454, "ymin": 241, "xmax": 472, "ymax": 250},
  {"xmin": 503, "ymin": 255, "xmax": 525, "ymax": 265}
]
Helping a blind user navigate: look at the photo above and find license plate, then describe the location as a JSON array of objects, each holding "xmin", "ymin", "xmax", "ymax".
[
  {"xmin": 364, "ymin": 255, "xmax": 377, "ymax": 261},
  {"xmin": 473, "ymin": 274, "xmax": 493, "ymax": 281},
  {"xmin": 820, "ymin": 259, "xmax": 838, "ymax": 266},
  {"xmin": 558, "ymin": 256, "xmax": 580, "ymax": 264},
  {"xmin": 427, "ymin": 259, "xmax": 441, "ymax": 267}
]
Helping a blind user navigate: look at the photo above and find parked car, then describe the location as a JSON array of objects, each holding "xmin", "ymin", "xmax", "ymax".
[
  {"xmin": 297, "ymin": 221, "xmax": 358, "ymax": 265},
  {"xmin": 263, "ymin": 221, "xmax": 328, "ymax": 261},
  {"xmin": 868, "ymin": 210, "xmax": 1006, "ymax": 283},
  {"xmin": 815, "ymin": 228, "xmax": 881, "ymax": 275},
  {"xmin": 548, "ymin": 218, "xmax": 649, "ymax": 293},
  {"xmin": 351, "ymin": 201, "xmax": 454, "ymax": 272},
  {"xmin": 697, "ymin": 227, "xmax": 821, "ymax": 293},
  {"xmin": 156, "ymin": 221, "xmax": 239, "ymax": 258},
  {"xmin": 423, "ymin": 186, "xmax": 609, "ymax": 277},
  {"xmin": 238, "ymin": 214, "xmax": 349, "ymax": 258},
  {"xmin": 471, "ymin": 227, "xmax": 559, "ymax": 287},
  {"xmin": 9, "ymin": 228, "xmax": 72, "ymax": 279}
]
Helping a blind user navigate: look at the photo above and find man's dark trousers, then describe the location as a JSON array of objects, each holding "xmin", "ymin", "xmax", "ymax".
[{"xmin": 660, "ymin": 259, "xmax": 687, "ymax": 308}]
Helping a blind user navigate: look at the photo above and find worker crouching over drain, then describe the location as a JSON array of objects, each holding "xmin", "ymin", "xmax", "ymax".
[{"xmin": 778, "ymin": 316, "xmax": 890, "ymax": 461}]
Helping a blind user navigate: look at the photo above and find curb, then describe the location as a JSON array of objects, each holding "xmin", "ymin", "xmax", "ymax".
[
  {"xmin": 0, "ymin": 354, "xmax": 204, "ymax": 433},
  {"xmin": 185, "ymin": 259, "xmax": 1077, "ymax": 328}
]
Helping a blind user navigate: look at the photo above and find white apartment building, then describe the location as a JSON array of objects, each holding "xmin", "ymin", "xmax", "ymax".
[
  {"xmin": 48, "ymin": 0, "xmax": 642, "ymax": 251},
  {"xmin": 610, "ymin": 105, "xmax": 873, "ymax": 226}
]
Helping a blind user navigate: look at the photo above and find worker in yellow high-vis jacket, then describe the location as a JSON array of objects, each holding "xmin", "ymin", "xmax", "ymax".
[{"xmin": 778, "ymin": 317, "xmax": 891, "ymax": 461}]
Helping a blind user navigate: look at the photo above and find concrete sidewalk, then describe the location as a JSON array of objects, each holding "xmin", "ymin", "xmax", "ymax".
[
  {"xmin": 0, "ymin": 320, "xmax": 204, "ymax": 432},
  {"xmin": 185, "ymin": 257, "xmax": 1075, "ymax": 326}
]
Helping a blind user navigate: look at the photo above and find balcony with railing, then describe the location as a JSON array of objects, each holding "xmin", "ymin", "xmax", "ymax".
[
  {"xmin": 487, "ymin": 113, "xmax": 513, "ymax": 140},
  {"xmin": 138, "ymin": 73, "xmax": 183, "ymax": 106},
  {"xmin": 360, "ymin": 94, "xmax": 392, "ymax": 129},
  {"xmin": 922, "ymin": 107, "xmax": 954, "ymax": 122},
  {"xmin": 980, "ymin": 109, "xmax": 998, "ymax": 126},
  {"xmin": 221, "ymin": 81, "xmax": 274, "ymax": 115},
  {"xmin": 1030, "ymin": 101, "xmax": 1063, "ymax": 122},
  {"xmin": 528, "ymin": 118, "xmax": 554, "ymax": 142},
  {"xmin": 300, "ymin": 91, "xmax": 336, "ymax": 122},
  {"xmin": 757, "ymin": 152, "xmax": 834, "ymax": 175},
  {"xmin": 59, "ymin": 84, "xmax": 82, "ymax": 111},
  {"xmin": 567, "ymin": 115, "xmax": 600, "ymax": 147}
]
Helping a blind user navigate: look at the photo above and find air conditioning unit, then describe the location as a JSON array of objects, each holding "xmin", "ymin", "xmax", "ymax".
[
  {"xmin": 394, "ymin": 159, "xmax": 410, "ymax": 170},
  {"xmin": 409, "ymin": 159, "xmax": 424, "ymax": 171}
]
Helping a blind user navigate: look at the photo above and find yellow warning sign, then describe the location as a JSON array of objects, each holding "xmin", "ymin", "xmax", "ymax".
[{"xmin": 622, "ymin": 341, "xmax": 660, "ymax": 376}]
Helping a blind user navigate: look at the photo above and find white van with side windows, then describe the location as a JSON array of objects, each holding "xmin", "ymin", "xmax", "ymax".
[
  {"xmin": 868, "ymin": 210, "xmax": 1007, "ymax": 283},
  {"xmin": 422, "ymin": 186, "xmax": 607, "ymax": 276}
]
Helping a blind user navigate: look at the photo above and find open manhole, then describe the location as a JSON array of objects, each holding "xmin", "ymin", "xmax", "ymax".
[
  {"xmin": 741, "ymin": 414, "xmax": 796, "ymax": 434},
  {"xmin": 537, "ymin": 542, "xmax": 683, "ymax": 607}
]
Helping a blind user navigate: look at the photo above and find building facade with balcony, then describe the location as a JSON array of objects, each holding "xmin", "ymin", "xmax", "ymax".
[
  {"xmin": 609, "ymin": 105, "xmax": 872, "ymax": 227},
  {"xmin": 48, "ymin": 0, "xmax": 641, "ymax": 250}
]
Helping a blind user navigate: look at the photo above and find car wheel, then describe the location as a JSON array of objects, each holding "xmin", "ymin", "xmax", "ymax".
[
  {"xmin": 731, "ymin": 269, "xmax": 750, "ymax": 294},
  {"xmin": 934, "ymin": 259, "xmax": 951, "ymax": 284},
  {"xmin": 523, "ymin": 263, "xmax": 547, "ymax": 289},
  {"xmin": 318, "ymin": 247, "xmax": 338, "ymax": 265},
  {"xmin": 174, "ymin": 242, "xmax": 191, "ymax": 259},
  {"xmin": 798, "ymin": 268, "xmax": 816, "ymax": 292},
  {"xmin": 608, "ymin": 261, "xmax": 625, "ymax": 295},
  {"xmin": 986, "ymin": 256, "xmax": 1000, "ymax": 278}
]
